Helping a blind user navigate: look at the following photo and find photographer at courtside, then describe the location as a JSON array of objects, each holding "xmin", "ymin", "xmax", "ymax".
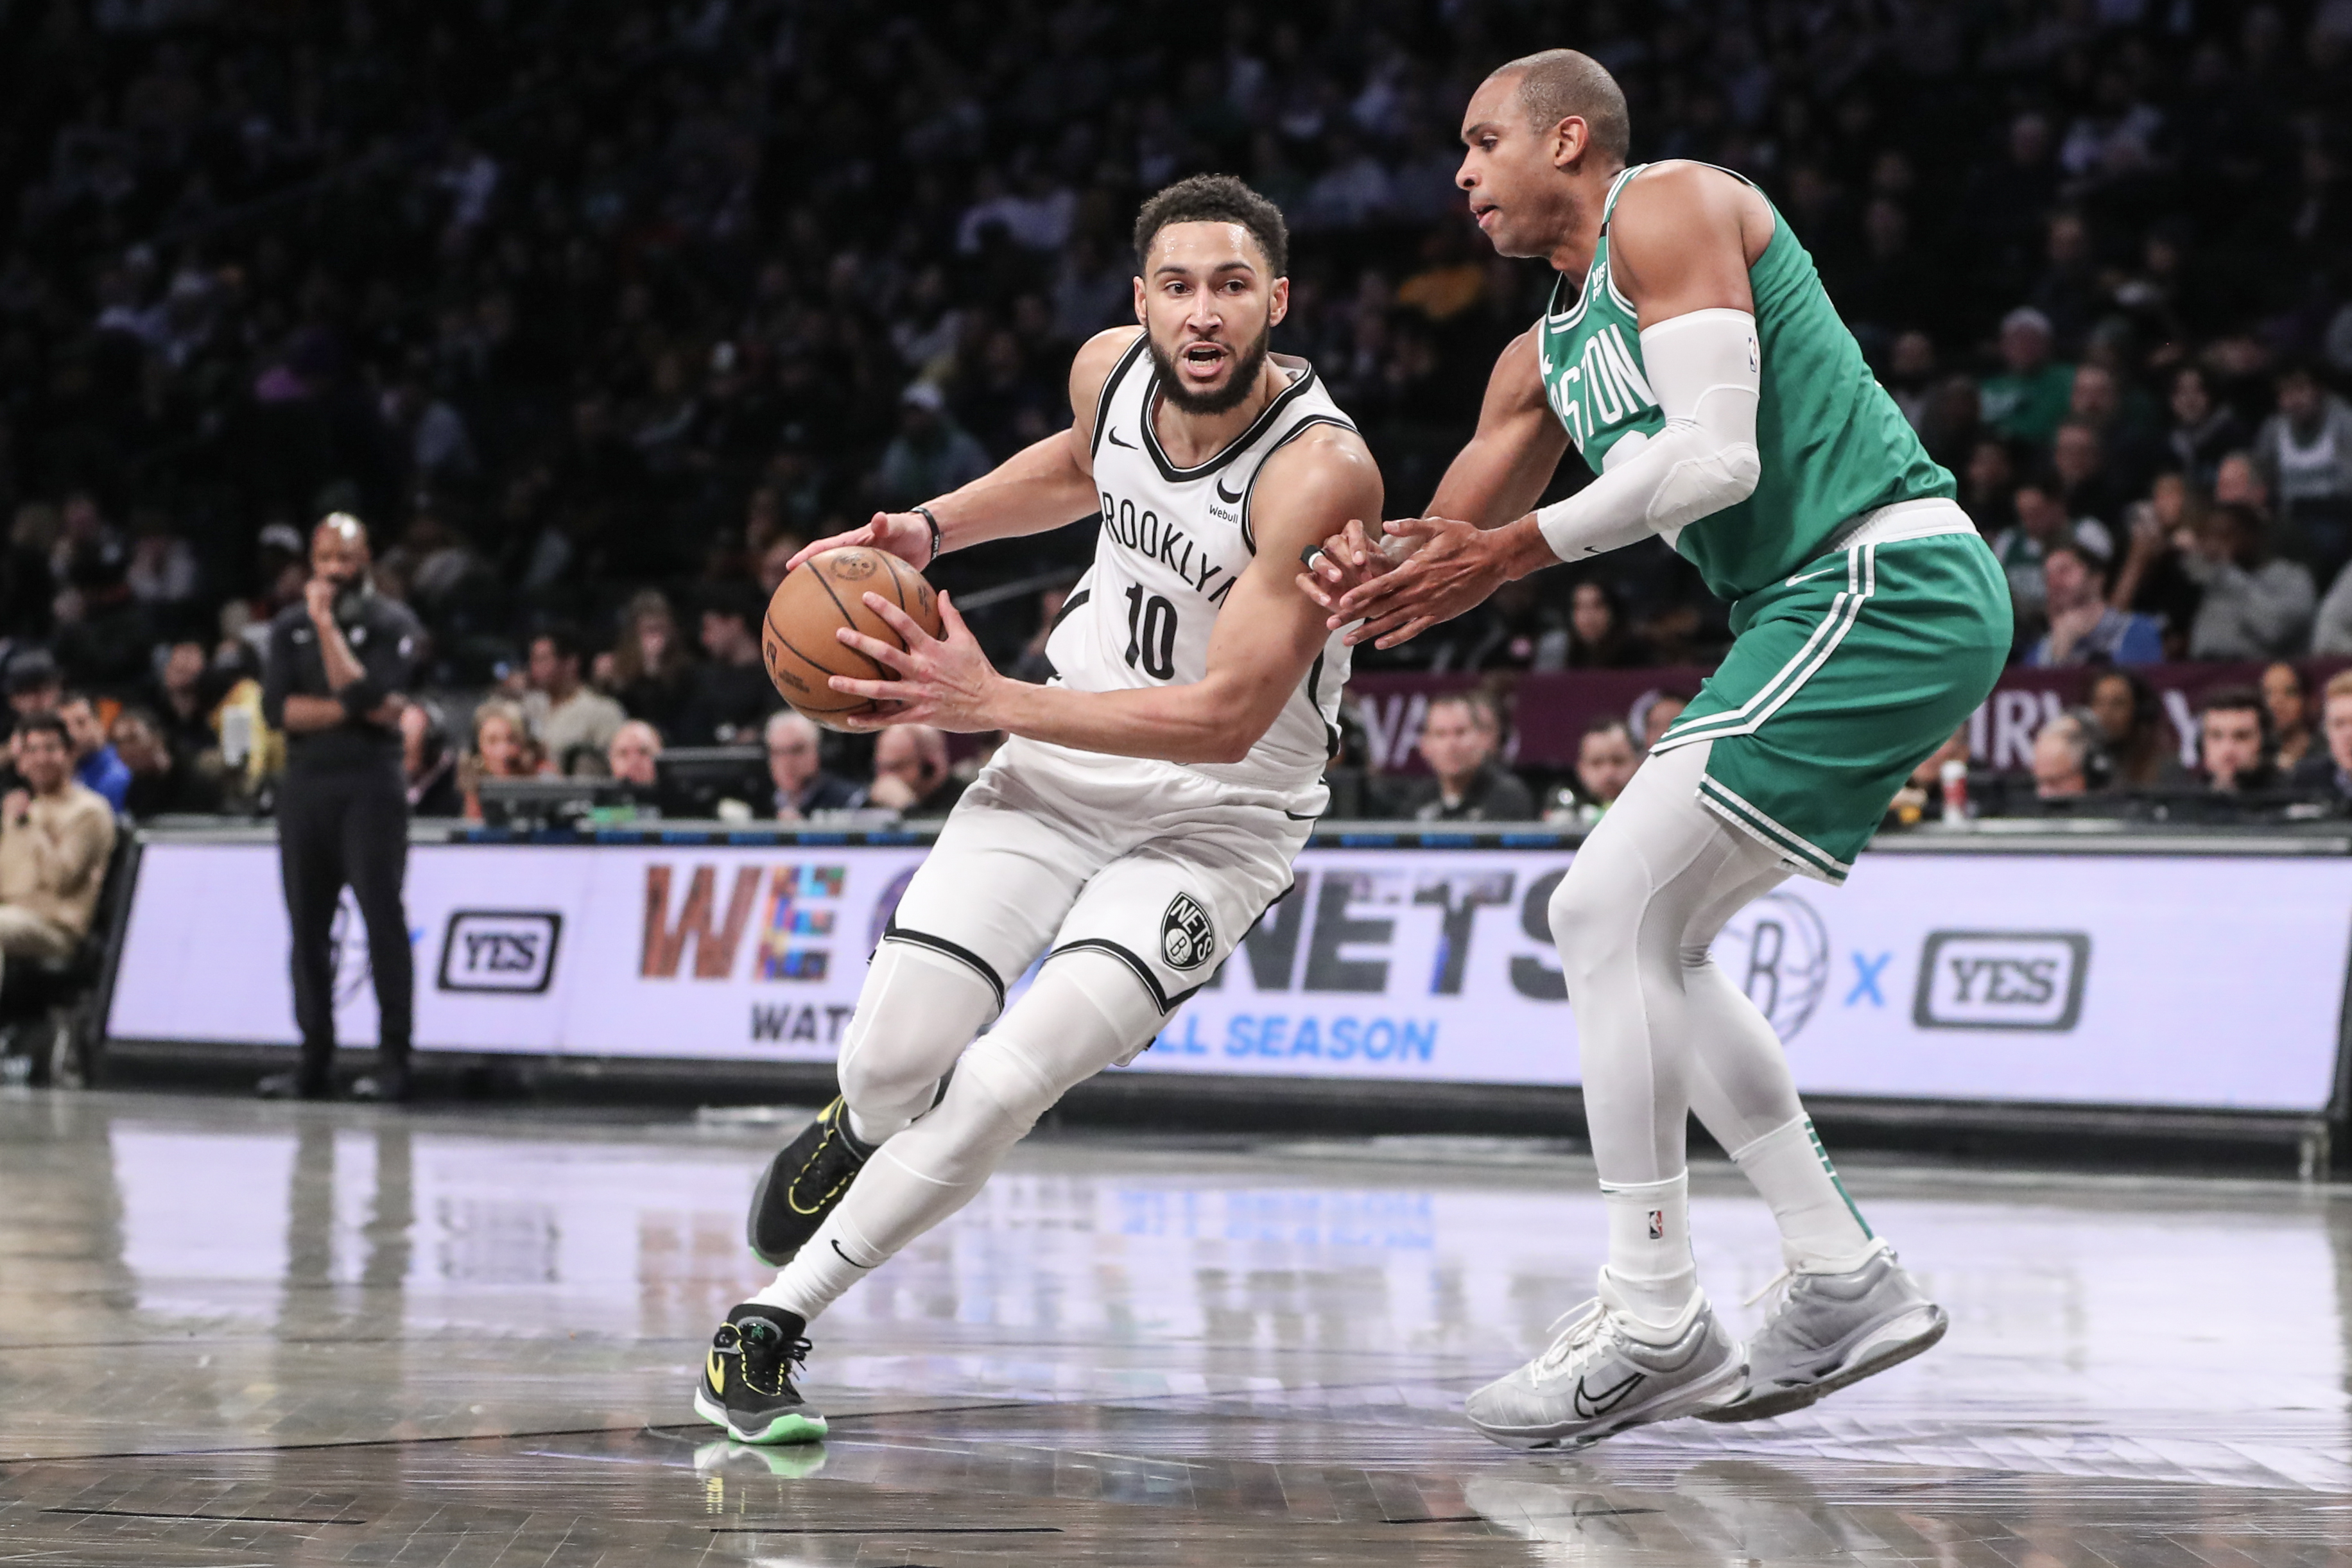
[{"xmin": 257, "ymin": 514, "xmax": 424, "ymax": 1102}]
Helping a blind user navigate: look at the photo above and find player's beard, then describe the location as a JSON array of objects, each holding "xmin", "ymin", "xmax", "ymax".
[{"xmin": 1150, "ymin": 320, "xmax": 1272, "ymax": 416}]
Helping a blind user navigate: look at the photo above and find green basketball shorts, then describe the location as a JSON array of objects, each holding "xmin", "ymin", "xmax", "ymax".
[{"xmin": 1650, "ymin": 499, "xmax": 2010, "ymax": 884}]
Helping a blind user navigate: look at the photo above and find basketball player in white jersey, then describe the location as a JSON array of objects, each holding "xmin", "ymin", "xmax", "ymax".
[{"xmin": 693, "ymin": 175, "xmax": 1381, "ymax": 1445}]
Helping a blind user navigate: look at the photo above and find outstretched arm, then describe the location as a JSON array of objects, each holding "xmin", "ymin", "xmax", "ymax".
[
  {"xmin": 1306, "ymin": 163, "xmax": 1767, "ymax": 648},
  {"xmin": 826, "ymin": 426, "xmax": 1383, "ymax": 765},
  {"xmin": 786, "ymin": 327, "xmax": 1140, "ymax": 573}
]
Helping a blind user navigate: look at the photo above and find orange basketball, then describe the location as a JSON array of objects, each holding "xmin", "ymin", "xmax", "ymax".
[{"xmin": 761, "ymin": 547, "xmax": 945, "ymax": 732}]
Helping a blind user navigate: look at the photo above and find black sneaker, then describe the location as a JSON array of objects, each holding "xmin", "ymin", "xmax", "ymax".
[
  {"xmin": 350, "ymin": 1063, "xmax": 411, "ymax": 1103},
  {"xmin": 256, "ymin": 1070, "xmax": 330, "ymax": 1100},
  {"xmin": 746, "ymin": 1098, "xmax": 874, "ymax": 1265},
  {"xmin": 693, "ymin": 1303, "xmax": 827, "ymax": 1445}
]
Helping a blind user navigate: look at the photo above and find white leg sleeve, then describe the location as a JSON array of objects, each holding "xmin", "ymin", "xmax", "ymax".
[
  {"xmin": 832, "ymin": 942, "xmax": 1001, "ymax": 1145},
  {"xmin": 1549, "ymin": 740, "xmax": 1790, "ymax": 1184},
  {"xmin": 754, "ymin": 948, "xmax": 1164, "ymax": 1323},
  {"xmin": 1547, "ymin": 739, "xmax": 1876, "ymax": 1275}
]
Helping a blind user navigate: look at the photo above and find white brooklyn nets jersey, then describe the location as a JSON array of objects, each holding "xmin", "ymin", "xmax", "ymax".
[{"xmin": 1044, "ymin": 336, "xmax": 1356, "ymax": 800}]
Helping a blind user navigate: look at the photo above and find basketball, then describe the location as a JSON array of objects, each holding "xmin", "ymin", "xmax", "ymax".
[{"xmin": 761, "ymin": 546, "xmax": 944, "ymax": 730}]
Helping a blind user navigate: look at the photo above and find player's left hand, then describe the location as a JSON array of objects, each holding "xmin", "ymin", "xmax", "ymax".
[
  {"xmin": 1329, "ymin": 516, "xmax": 1508, "ymax": 649},
  {"xmin": 827, "ymin": 591, "xmax": 1004, "ymax": 732}
]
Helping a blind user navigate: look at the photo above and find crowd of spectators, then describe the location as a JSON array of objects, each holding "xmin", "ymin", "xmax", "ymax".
[{"xmin": 4, "ymin": 0, "xmax": 2352, "ymax": 827}]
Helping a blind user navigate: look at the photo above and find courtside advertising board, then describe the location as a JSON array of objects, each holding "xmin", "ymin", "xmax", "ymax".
[{"xmin": 110, "ymin": 838, "xmax": 2350, "ymax": 1112}]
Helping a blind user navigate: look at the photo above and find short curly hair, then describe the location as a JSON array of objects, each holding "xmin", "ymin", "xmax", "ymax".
[{"xmin": 1131, "ymin": 174, "xmax": 1288, "ymax": 277}]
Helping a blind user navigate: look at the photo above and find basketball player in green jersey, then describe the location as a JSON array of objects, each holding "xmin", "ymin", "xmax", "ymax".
[{"xmin": 1301, "ymin": 50, "xmax": 2010, "ymax": 1449}]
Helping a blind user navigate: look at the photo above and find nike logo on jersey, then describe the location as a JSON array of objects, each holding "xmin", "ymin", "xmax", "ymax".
[
  {"xmin": 1785, "ymin": 560, "xmax": 1844, "ymax": 586},
  {"xmin": 1215, "ymin": 474, "xmax": 1245, "ymax": 504},
  {"xmin": 1105, "ymin": 427, "xmax": 1137, "ymax": 448},
  {"xmin": 1573, "ymin": 1368, "xmax": 1646, "ymax": 1419}
]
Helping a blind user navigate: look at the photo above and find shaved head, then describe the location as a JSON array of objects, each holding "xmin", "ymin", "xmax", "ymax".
[{"xmin": 1488, "ymin": 49, "xmax": 1629, "ymax": 163}]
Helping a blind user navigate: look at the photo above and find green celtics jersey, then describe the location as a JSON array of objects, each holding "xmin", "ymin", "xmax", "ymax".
[{"xmin": 1535, "ymin": 164, "xmax": 1955, "ymax": 601}]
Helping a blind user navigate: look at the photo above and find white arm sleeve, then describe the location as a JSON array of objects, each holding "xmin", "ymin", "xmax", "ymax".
[{"xmin": 1533, "ymin": 307, "xmax": 1763, "ymax": 561}]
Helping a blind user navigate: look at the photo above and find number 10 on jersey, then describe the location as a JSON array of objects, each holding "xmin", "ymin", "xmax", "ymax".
[{"xmin": 1123, "ymin": 583, "xmax": 1177, "ymax": 680}]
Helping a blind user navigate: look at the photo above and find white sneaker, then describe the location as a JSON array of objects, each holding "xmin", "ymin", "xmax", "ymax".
[
  {"xmin": 1466, "ymin": 1270, "xmax": 1747, "ymax": 1450},
  {"xmin": 1702, "ymin": 1243, "xmax": 1946, "ymax": 1422}
]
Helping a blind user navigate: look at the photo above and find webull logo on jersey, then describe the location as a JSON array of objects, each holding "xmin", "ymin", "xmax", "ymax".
[
  {"xmin": 1097, "ymin": 490, "xmax": 1238, "ymax": 604},
  {"xmin": 1912, "ymin": 931, "xmax": 2089, "ymax": 1031}
]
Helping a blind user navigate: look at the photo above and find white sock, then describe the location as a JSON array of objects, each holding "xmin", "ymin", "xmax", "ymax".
[
  {"xmin": 1729, "ymin": 1114, "xmax": 1878, "ymax": 1273},
  {"xmin": 1597, "ymin": 1171, "xmax": 1698, "ymax": 1327}
]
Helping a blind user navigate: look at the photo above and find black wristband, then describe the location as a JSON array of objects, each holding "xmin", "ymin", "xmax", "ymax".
[{"xmin": 913, "ymin": 504, "xmax": 943, "ymax": 566}]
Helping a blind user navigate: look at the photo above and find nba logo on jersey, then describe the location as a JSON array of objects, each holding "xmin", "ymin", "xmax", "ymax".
[
  {"xmin": 1159, "ymin": 895, "xmax": 1215, "ymax": 971},
  {"xmin": 1647, "ymin": 1209, "xmax": 1665, "ymax": 1241}
]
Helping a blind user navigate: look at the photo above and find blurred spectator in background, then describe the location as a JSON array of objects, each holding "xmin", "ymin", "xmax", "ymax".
[
  {"xmin": 680, "ymin": 587, "xmax": 777, "ymax": 745},
  {"xmin": 608, "ymin": 720, "xmax": 664, "ymax": 791},
  {"xmin": 1549, "ymin": 714, "xmax": 1640, "ymax": 826},
  {"xmin": 523, "ymin": 625, "xmax": 625, "ymax": 777},
  {"xmin": 2022, "ymin": 542, "xmax": 2162, "ymax": 666},
  {"xmin": 6, "ymin": 653, "xmax": 62, "ymax": 723},
  {"xmin": 867, "ymin": 725, "xmax": 964, "ymax": 819},
  {"xmin": 877, "ymin": 383, "xmax": 990, "ymax": 510},
  {"xmin": 56, "ymin": 694, "xmax": 129, "ymax": 815},
  {"xmin": 2163, "ymin": 365, "xmax": 2244, "ymax": 491},
  {"xmin": 1401, "ymin": 692, "xmax": 1532, "ymax": 823},
  {"xmin": 2182, "ymin": 504, "xmax": 2315, "ymax": 660},
  {"xmin": 766, "ymin": 711, "xmax": 865, "ymax": 820},
  {"xmin": 2294, "ymin": 670, "xmax": 2352, "ymax": 798},
  {"xmin": 2263, "ymin": 662, "xmax": 2316, "ymax": 775},
  {"xmin": 2256, "ymin": 363, "xmax": 2352, "ymax": 585},
  {"xmin": 1991, "ymin": 473, "xmax": 2106, "ymax": 642},
  {"xmin": 1631, "ymin": 690, "xmax": 1692, "ymax": 750},
  {"xmin": 603, "ymin": 590, "xmax": 695, "ymax": 739},
  {"xmin": 2088, "ymin": 669, "xmax": 2188, "ymax": 789},
  {"xmin": 111, "ymin": 708, "xmax": 219, "ymax": 818},
  {"xmin": 1564, "ymin": 580, "xmax": 1646, "ymax": 669},
  {"xmin": 0, "ymin": 714, "xmax": 116, "ymax": 982},
  {"xmin": 2196, "ymin": 685, "xmax": 2281, "ymax": 794},
  {"xmin": 400, "ymin": 702, "xmax": 461, "ymax": 818},
  {"xmin": 460, "ymin": 698, "xmax": 541, "ymax": 820},
  {"xmin": 1980, "ymin": 309, "xmax": 2072, "ymax": 450},
  {"xmin": 2028, "ymin": 709, "xmax": 2109, "ymax": 802},
  {"xmin": 150, "ymin": 641, "xmax": 216, "ymax": 761}
]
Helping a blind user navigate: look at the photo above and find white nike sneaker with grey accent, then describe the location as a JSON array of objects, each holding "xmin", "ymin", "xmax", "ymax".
[
  {"xmin": 1465, "ymin": 1271, "xmax": 1747, "ymax": 1450},
  {"xmin": 1702, "ymin": 1243, "xmax": 1946, "ymax": 1423}
]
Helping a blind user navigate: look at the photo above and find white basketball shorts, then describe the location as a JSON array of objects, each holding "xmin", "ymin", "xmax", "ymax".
[{"xmin": 883, "ymin": 737, "xmax": 1315, "ymax": 1022}]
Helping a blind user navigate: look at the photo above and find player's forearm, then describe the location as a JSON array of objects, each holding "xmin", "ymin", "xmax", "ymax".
[
  {"xmin": 1429, "ymin": 434, "xmax": 1564, "ymax": 530},
  {"xmin": 280, "ymin": 694, "xmax": 348, "ymax": 733},
  {"xmin": 313, "ymin": 619, "xmax": 366, "ymax": 690},
  {"xmin": 985, "ymin": 677, "xmax": 1273, "ymax": 766},
  {"xmin": 927, "ymin": 433, "xmax": 1101, "ymax": 552}
]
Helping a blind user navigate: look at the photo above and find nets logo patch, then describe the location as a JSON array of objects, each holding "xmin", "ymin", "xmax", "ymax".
[
  {"xmin": 438, "ymin": 910, "xmax": 562, "ymax": 994},
  {"xmin": 1912, "ymin": 931, "xmax": 2089, "ymax": 1031},
  {"xmin": 1159, "ymin": 894, "xmax": 1215, "ymax": 971}
]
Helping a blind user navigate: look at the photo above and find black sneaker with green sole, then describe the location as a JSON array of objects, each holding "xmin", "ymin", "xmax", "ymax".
[
  {"xmin": 693, "ymin": 1303, "xmax": 827, "ymax": 1445},
  {"xmin": 746, "ymin": 1098, "xmax": 874, "ymax": 1265}
]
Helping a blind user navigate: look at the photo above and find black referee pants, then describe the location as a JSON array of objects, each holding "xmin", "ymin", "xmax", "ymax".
[{"xmin": 277, "ymin": 764, "xmax": 412, "ymax": 1088}]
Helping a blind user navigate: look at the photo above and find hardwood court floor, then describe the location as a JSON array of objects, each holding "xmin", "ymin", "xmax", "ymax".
[{"xmin": 2, "ymin": 1090, "xmax": 2347, "ymax": 1565}]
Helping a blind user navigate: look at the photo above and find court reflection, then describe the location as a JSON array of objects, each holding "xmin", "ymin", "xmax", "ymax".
[{"xmin": 1, "ymin": 1091, "xmax": 2349, "ymax": 1565}]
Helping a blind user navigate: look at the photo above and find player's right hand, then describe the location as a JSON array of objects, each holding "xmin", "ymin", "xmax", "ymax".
[
  {"xmin": 785, "ymin": 512, "xmax": 933, "ymax": 573},
  {"xmin": 1293, "ymin": 518, "xmax": 1412, "ymax": 617}
]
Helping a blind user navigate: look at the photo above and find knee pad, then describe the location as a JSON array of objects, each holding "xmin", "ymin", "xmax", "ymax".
[{"xmin": 834, "ymin": 942, "xmax": 998, "ymax": 1125}]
